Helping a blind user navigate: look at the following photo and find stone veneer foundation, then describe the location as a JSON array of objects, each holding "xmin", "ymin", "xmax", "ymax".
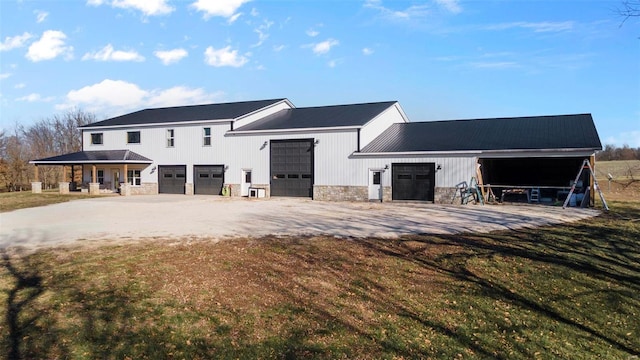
[
  {"xmin": 313, "ymin": 185, "xmax": 369, "ymax": 202},
  {"xmin": 120, "ymin": 182, "xmax": 158, "ymax": 196},
  {"xmin": 434, "ymin": 187, "xmax": 457, "ymax": 204}
]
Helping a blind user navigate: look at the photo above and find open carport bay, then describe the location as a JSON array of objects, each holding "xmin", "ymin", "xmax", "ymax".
[{"xmin": 1, "ymin": 196, "xmax": 598, "ymax": 250}]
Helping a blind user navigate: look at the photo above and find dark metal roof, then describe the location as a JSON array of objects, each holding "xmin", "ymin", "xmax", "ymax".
[
  {"xmin": 82, "ymin": 99, "xmax": 287, "ymax": 128},
  {"xmin": 31, "ymin": 150, "xmax": 153, "ymax": 164},
  {"xmin": 234, "ymin": 101, "xmax": 398, "ymax": 131},
  {"xmin": 361, "ymin": 114, "xmax": 602, "ymax": 153}
]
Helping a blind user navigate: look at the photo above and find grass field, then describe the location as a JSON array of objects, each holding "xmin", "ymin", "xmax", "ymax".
[
  {"xmin": 0, "ymin": 191, "xmax": 99, "ymax": 213},
  {"xmin": 1, "ymin": 199, "xmax": 638, "ymax": 359}
]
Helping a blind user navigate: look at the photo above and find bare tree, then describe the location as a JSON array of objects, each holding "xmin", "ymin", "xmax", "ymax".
[
  {"xmin": 618, "ymin": 0, "xmax": 640, "ymax": 25},
  {"xmin": 0, "ymin": 109, "xmax": 97, "ymax": 192}
]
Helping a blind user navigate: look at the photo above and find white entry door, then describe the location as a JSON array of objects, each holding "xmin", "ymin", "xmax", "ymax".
[
  {"xmin": 241, "ymin": 169, "xmax": 252, "ymax": 196},
  {"xmin": 368, "ymin": 170, "xmax": 383, "ymax": 201}
]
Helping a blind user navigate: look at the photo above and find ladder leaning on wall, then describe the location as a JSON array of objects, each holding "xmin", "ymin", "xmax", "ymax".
[{"xmin": 562, "ymin": 159, "xmax": 609, "ymax": 211}]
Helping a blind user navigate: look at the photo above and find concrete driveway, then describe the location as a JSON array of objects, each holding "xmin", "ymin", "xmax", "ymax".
[{"xmin": 0, "ymin": 195, "xmax": 599, "ymax": 250}]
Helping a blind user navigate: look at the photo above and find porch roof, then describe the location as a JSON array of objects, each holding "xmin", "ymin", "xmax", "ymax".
[{"xmin": 30, "ymin": 150, "xmax": 153, "ymax": 165}]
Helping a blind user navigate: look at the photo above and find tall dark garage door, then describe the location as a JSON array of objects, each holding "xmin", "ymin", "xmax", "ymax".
[
  {"xmin": 392, "ymin": 163, "xmax": 436, "ymax": 201},
  {"xmin": 158, "ymin": 165, "xmax": 186, "ymax": 194},
  {"xmin": 270, "ymin": 139, "xmax": 314, "ymax": 197},
  {"xmin": 194, "ymin": 165, "xmax": 224, "ymax": 195}
]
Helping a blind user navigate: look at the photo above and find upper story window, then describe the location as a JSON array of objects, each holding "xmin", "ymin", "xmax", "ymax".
[
  {"xmin": 127, "ymin": 131, "xmax": 141, "ymax": 144},
  {"xmin": 166, "ymin": 129, "xmax": 174, "ymax": 147},
  {"xmin": 91, "ymin": 133, "xmax": 103, "ymax": 145},
  {"xmin": 203, "ymin": 127, "xmax": 211, "ymax": 146}
]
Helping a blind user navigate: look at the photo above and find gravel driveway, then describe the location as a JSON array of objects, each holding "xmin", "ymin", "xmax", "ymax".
[{"xmin": 0, "ymin": 195, "xmax": 599, "ymax": 250}]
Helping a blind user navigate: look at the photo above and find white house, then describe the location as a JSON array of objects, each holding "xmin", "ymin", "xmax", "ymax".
[{"xmin": 31, "ymin": 98, "xmax": 602, "ymax": 203}]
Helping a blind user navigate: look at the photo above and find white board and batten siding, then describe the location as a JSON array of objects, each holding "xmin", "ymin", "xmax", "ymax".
[
  {"xmin": 351, "ymin": 156, "xmax": 478, "ymax": 188},
  {"xmin": 359, "ymin": 103, "xmax": 408, "ymax": 150},
  {"xmin": 82, "ymin": 122, "xmax": 230, "ymax": 184},
  {"xmin": 225, "ymin": 129, "xmax": 358, "ymax": 186}
]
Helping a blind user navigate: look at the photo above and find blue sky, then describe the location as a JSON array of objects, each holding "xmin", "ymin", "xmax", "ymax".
[{"xmin": 1, "ymin": 0, "xmax": 638, "ymax": 147}]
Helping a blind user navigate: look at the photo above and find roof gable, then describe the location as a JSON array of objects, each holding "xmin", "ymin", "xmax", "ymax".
[
  {"xmin": 82, "ymin": 99, "xmax": 288, "ymax": 128},
  {"xmin": 361, "ymin": 114, "xmax": 602, "ymax": 153},
  {"xmin": 234, "ymin": 101, "xmax": 397, "ymax": 131}
]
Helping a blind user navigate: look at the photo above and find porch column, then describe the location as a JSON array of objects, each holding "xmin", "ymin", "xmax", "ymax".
[
  {"xmin": 31, "ymin": 165, "xmax": 42, "ymax": 194},
  {"xmin": 89, "ymin": 164, "xmax": 99, "ymax": 195},
  {"xmin": 590, "ymin": 155, "xmax": 596, "ymax": 206},
  {"xmin": 59, "ymin": 165, "xmax": 70, "ymax": 194},
  {"xmin": 121, "ymin": 164, "xmax": 130, "ymax": 196}
]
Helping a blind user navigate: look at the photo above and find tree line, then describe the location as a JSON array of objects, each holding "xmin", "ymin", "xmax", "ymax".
[
  {"xmin": 595, "ymin": 144, "xmax": 640, "ymax": 161},
  {"xmin": 0, "ymin": 109, "xmax": 95, "ymax": 192}
]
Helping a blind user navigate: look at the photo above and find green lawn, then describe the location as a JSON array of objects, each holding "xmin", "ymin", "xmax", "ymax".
[{"xmin": 1, "ymin": 201, "xmax": 638, "ymax": 359}]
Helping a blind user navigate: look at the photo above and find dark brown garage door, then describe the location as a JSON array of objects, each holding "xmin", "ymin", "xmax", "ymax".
[
  {"xmin": 270, "ymin": 139, "xmax": 314, "ymax": 197},
  {"xmin": 392, "ymin": 163, "xmax": 435, "ymax": 201},
  {"xmin": 159, "ymin": 165, "xmax": 186, "ymax": 194},
  {"xmin": 194, "ymin": 165, "xmax": 224, "ymax": 195}
]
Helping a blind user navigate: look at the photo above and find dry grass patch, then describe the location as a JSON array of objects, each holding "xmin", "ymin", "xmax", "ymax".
[{"xmin": 0, "ymin": 191, "xmax": 100, "ymax": 213}]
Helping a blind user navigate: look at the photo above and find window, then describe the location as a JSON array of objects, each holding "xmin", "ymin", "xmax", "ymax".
[
  {"xmin": 166, "ymin": 129, "xmax": 174, "ymax": 147},
  {"xmin": 127, "ymin": 131, "xmax": 141, "ymax": 144},
  {"xmin": 97, "ymin": 169, "xmax": 104, "ymax": 184},
  {"xmin": 373, "ymin": 171, "xmax": 381, "ymax": 185},
  {"xmin": 91, "ymin": 133, "xmax": 103, "ymax": 145},
  {"xmin": 203, "ymin": 127, "xmax": 211, "ymax": 146},
  {"xmin": 127, "ymin": 169, "xmax": 141, "ymax": 186}
]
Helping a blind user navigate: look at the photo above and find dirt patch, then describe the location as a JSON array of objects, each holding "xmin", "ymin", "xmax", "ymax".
[{"xmin": 0, "ymin": 196, "xmax": 599, "ymax": 250}]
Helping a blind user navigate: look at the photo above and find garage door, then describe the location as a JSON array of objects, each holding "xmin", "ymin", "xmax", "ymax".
[
  {"xmin": 392, "ymin": 163, "xmax": 435, "ymax": 201},
  {"xmin": 194, "ymin": 165, "xmax": 224, "ymax": 195},
  {"xmin": 271, "ymin": 139, "xmax": 314, "ymax": 197},
  {"xmin": 158, "ymin": 165, "xmax": 186, "ymax": 194}
]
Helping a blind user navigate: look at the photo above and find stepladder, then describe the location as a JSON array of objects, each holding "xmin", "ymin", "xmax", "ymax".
[{"xmin": 562, "ymin": 159, "xmax": 608, "ymax": 211}]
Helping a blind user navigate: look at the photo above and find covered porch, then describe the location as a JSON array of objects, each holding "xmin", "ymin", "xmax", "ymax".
[{"xmin": 30, "ymin": 150, "xmax": 153, "ymax": 196}]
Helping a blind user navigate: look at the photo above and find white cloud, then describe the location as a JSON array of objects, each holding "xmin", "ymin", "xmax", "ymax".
[
  {"xmin": 469, "ymin": 61, "xmax": 520, "ymax": 69},
  {"xmin": 0, "ymin": 32, "xmax": 33, "ymax": 52},
  {"xmin": 434, "ymin": 0, "xmax": 462, "ymax": 14},
  {"xmin": 227, "ymin": 12, "xmax": 243, "ymax": 24},
  {"xmin": 26, "ymin": 30, "xmax": 73, "ymax": 62},
  {"xmin": 273, "ymin": 44, "xmax": 285, "ymax": 52},
  {"xmin": 35, "ymin": 10, "xmax": 49, "ymax": 23},
  {"xmin": 364, "ymin": 0, "xmax": 430, "ymax": 21},
  {"xmin": 15, "ymin": 83, "xmax": 26, "ymax": 89},
  {"xmin": 362, "ymin": 47, "xmax": 374, "ymax": 55},
  {"xmin": 89, "ymin": 0, "xmax": 174, "ymax": 16},
  {"xmin": 605, "ymin": 131, "xmax": 640, "ymax": 148},
  {"xmin": 190, "ymin": 0, "xmax": 251, "ymax": 20},
  {"xmin": 306, "ymin": 39, "xmax": 339, "ymax": 55},
  {"xmin": 57, "ymin": 79, "xmax": 223, "ymax": 114},
  {"xmin": 252, "ymin": 19, "xmax": 274, "ymax": 47},
  {"xmin": 250, "ymin": 8, "xmax": 259, "ymax": 17},
  {"xmin": 146, "ymin": 86, "xmax": 223, "ymax": 108},
  {"xmin": 82, "ymin": 44, "xmax": 145, "ymax": 62},
  {"xmin": 154, "ymin": 48, "xmax": 188, "ymax": 65},
  {"xmin": 485, "ymin": 21, "xmax": 574, "ymax": 33},
  {"xmin": 17, "ymin": 93, "xmax": 54, "ymax": 102},
  {"xmin": 306, "ymin": 29, "xmax": 319, "ymax": 37},
  {"xmin": 204, "ymin": 46, "xmax": 248, "ymax": 67},
  {"xmin": 0, "ymin": 73, "xmax": 11, "ymax": 80}
]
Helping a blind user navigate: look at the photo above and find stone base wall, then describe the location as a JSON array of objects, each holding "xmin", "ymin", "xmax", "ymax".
[
  {"xmin": 88, "ymin": 182, "xmax": 100, "ymax": 195},
  {"xmin": 126, "ymin": 182, "xmax": 158, "ymax": 195},
  {"xmin": 313, "ymin": 185, "xmax": 368, "ymax": 202},
  {"xmin": 226, "ymin": 184, "xmax": 240, "ymax": 197},
  {"xmin": 435, "ymin": 187, "xmax": 457, "ymax": 204},
  {"xmin": 31, "ymin": 182, "xmax": 42, "ymax": 194},
  {"xmin": 185, "ymin": 183, "xmax": 194, "ymax": 195},
  {"xmin": 382, "ymin": 186, "xmax": 392, "ymax": 202},
  {"xmin": 59, "ymin": 182, "xmax": 70, "ymax": 194}
]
